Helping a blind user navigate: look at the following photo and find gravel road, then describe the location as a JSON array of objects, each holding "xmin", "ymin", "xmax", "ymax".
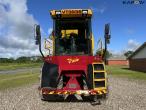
[
  {"xmin": 0, "ymin": 76, "xmax": 146, "ymax": 110},
  {"xmin": 0, "ymin": 68, "xmax": 40, "ymax": 74}
]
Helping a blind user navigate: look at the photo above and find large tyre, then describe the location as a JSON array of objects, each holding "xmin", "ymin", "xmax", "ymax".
[
  {"xmin": 41, "ymin": 62, "xmax": 58, "ymax": 88},
  {"xmin": 87, "ymin": 64, "xmax": 93, "ymax": 89}
]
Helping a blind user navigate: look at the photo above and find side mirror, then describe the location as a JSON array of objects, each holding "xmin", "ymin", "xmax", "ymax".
[
  {"xmin": 34, "ymin": 25, "xmax": 44, "ymax": 57},
  {"xmin": 104, "ymin": 24, "xmax": 111, "ymax": 44},
  {"xmin": 34, "ymin": 25, "xmax": 41, "ymax": 45}
]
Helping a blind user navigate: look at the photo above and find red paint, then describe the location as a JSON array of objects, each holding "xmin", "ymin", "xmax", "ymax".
[
  {"xmin": 108, "ymin": 60, "xmax": 129, "ymax": 66},
  {"xmin": 63, "ymin": 72, "xmax": 82, "ymax": 90},
  {"xmin": 44, "ymin": 55, "xmax": 102, "ymax": 75},
  {"xmin": 43, "ymin": 55, "xmax": 102, "ymax": 91}
]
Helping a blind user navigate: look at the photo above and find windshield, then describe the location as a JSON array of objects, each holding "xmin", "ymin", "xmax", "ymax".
[{"xmin": 54, "ymin": 18, "xmax": 92, "ymax": 55}]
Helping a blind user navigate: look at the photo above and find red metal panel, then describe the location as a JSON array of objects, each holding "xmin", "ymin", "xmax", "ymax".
[
  {"xmin": 44, "ymin": 55, "xmax": 102, "ymax": 76},
  {"xmin": 43, "ymin": 55, "xmax": 103, "ymax": 91}
]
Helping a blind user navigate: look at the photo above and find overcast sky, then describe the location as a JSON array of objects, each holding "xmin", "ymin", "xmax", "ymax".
[{"xmin": 0, "ymin": 0, "xmax": 146, "ymax": 58}]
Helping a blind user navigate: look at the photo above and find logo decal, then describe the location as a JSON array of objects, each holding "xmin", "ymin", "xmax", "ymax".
[{"xmin": 67, "ymin": 58, "xmax": 79, "ymax": 64}]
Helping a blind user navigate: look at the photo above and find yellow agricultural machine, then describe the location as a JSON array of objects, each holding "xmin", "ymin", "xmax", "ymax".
[{"xmin": 34, "ymin": 9, "xmax": 111, "ymax": 103}]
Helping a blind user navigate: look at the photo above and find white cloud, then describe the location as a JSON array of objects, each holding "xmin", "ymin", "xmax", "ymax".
[
  {"xmin": 0, "ymin": 0, "xmax": 40, "ymax": 58},
  {"xmin": 90, "ymin": 6, "xmax": 106, "ymax": 14},
  {"xmin": 48, "ymin": 28, "xmax": 53, "ymax": 35},
  {"xmin": 126, "ymin": 39, "xmax": 140, "ymax": 51},
  {"xmin": 109, "ymin": 39, "xmax": 140, "ymax": 58}
]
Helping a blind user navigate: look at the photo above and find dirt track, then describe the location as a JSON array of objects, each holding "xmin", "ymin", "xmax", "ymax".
[{"xmin": 0, "ymin": 76, "xmax": 146, "ymax": 110}]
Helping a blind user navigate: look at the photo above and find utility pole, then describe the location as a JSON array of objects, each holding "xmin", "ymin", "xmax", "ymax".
[{"xmin": 104, "ymin": 24, "xmax": 111, "ymax": 65}]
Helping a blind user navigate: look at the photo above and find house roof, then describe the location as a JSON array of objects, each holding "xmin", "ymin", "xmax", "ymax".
[{"xmin": 128, "ymin": 42, "xmax": 146, "ymax": 59}]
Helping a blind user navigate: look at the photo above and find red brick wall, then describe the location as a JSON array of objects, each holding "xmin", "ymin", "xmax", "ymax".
[
  {"xmin": 129, "ymin": 58, "xmax": 146, "ymax": 72},
  {"xmin": 107, "ymin": 60, "xmax": 129, "ymax": 66}
]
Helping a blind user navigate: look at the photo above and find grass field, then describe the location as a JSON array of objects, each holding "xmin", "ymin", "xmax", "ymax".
[
  {"xmin": 106, "ymin": 66, "xmax": 146, "ymax": 80},
  {"xmin": 0, "ymin": 72, "xmax": 39, "ymax": 90},
  {"xmin": 0, "ymin": 63, "xmax": 42, "ymax": 71},
  {"xmin": 0, "ymin": 65, "xmax": 146, "ymax": 90}
]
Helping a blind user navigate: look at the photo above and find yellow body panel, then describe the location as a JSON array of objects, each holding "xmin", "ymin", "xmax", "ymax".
[
  {"xmin": 91, "ymin": 34, "xmax": 94, "ymax": 55},
  {"xmin": 50, "ymin": 9, "xmax": 94, "ymax": 56},
  {"xmin": 50, "ymin": 9, "xmax": 92, "ymax": 18},
  {"xmin": 92, "ymin": 62, "xmax": 107, "ymax": 92}
]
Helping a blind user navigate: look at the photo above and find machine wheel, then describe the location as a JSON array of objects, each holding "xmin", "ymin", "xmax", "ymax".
[
  {"xmin": 41, "ymin": 62, "xmax": 58, "ymax": 88},
  {"xmin": 57, "ymin": 75, "xmax": 63, "ymax": 89},
  {"xmin": 87, "ymin": 64, "xmax": 93, "ymax": 89}
]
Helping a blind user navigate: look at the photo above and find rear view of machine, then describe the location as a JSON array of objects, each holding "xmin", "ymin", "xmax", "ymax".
[{"xmin": 34, "ymin": 9, "xmax": 111, "ymax": 103}]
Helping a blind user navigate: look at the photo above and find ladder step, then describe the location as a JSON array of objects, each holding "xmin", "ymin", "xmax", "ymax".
[
  {"xmin": 94, "ymin": 79, "xmax": 105, "ymax": 81},
  {"xmin": 93, "ymin": 70, "xmax": 106, "ymax": 73},
  {"xmin": 93, "ymin": 63, "xmax": 105, "ymax": 71},
  {"xmin": 94, "ymin": 87, "xmax": 106, "ymax": 91},
  {"xmin": 94, "ymin": 80, "xmax": 105, "ymax": 88},
  {"xmin": 94, "ymin": 72, "xmax": 105, "ymax": 79}
]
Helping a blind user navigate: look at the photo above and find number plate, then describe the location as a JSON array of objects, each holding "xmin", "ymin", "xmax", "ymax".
[{"xmin": 69, "ymin": 84, "xmax": 77, "ymax": 88}]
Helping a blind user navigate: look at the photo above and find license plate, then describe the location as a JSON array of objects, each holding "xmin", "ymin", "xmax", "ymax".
[{"xmin": 69, "ymin": 84, "xmax": 77, "ymax": 88}]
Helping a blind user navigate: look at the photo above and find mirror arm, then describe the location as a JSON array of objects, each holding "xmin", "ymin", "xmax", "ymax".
[
  {"xmin": 103, "ymin": 35, "xmax": 107, "ymax": 64},
  {"xmin": 103, "ymin": 23, "xmax": 111, "ymax": 64},
  {"xmin": 39, "ymin": 39, "xmax": 44, "ymax": 58}
]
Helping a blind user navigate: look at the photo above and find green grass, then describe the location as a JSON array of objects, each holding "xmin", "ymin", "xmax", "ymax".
[
  {"xmin": 0, "ymin": 63, "xmax": 42, "ymax": 71},
  {"xmin": 1, "ymin": 65, "xmax": 146, "ymax": 90},
  {"xmin": 106, "ymin": 66, "xmax": 146, "ymax": 80},
  {"xmin": 0, "ymin": 72, "xmax": 39, "ymax": 90}
]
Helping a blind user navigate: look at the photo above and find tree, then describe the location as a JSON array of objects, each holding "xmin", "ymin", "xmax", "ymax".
[
  {"xmin": 96, "ymin": 49, "xmax": 112, "ymax": 59},
  {"xmin": 0, "ymin": 58, "xmax": 15, "ymax": 63},
  {"xmin": 16, "ymin": 57, "xmax": 30, "ymax": 63},
  {"xmin": 124, "ymin": 51, "xmax": 133, "ymax": 58}
]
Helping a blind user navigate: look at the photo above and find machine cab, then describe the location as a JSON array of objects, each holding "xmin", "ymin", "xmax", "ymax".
[{"xmin": 50, "ymin": 9, "xmax": 93, "ymax": 56}]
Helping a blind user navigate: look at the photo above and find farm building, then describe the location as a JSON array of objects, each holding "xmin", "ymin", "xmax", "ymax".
[
  {"xmin": 107, "ymin": 56, "xmax": 129, "ymax": 66},
  {"xmin": 128, "ymin": 42, "xmax": 146, "ymax": 72}
]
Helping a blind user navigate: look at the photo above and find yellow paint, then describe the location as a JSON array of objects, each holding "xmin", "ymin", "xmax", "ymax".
[
  {"xmin": 49, "ymin": 91, "xmax": 54, "ymax": 94},
  {"xmin": 67, "ymin": 58, "xmax": 79, "ymax": 64},
  {"xmin": 42, "ymin": 90, "xmax": 107, "ymax": 95},
  {"xmin": 50, "ymin": 9, "xmax": 92, "ymax": 18},
  {"xmin": 61, "ymin": 29, "xmax": 78, "ymax": 38},
  {"xmin": 102, "ymin": 90, "xmax": 107, "ymax": 94},
  {"xmin": 91, "ymin": 34, "xmax": 94, "ymax": 55},
  {"xmin": 94, "ymin": 79, "xmax": 105, "ymax": 81},
  {"xmin": 92, "ymin": 62, "xmax": 108, "ymax": 93}
]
